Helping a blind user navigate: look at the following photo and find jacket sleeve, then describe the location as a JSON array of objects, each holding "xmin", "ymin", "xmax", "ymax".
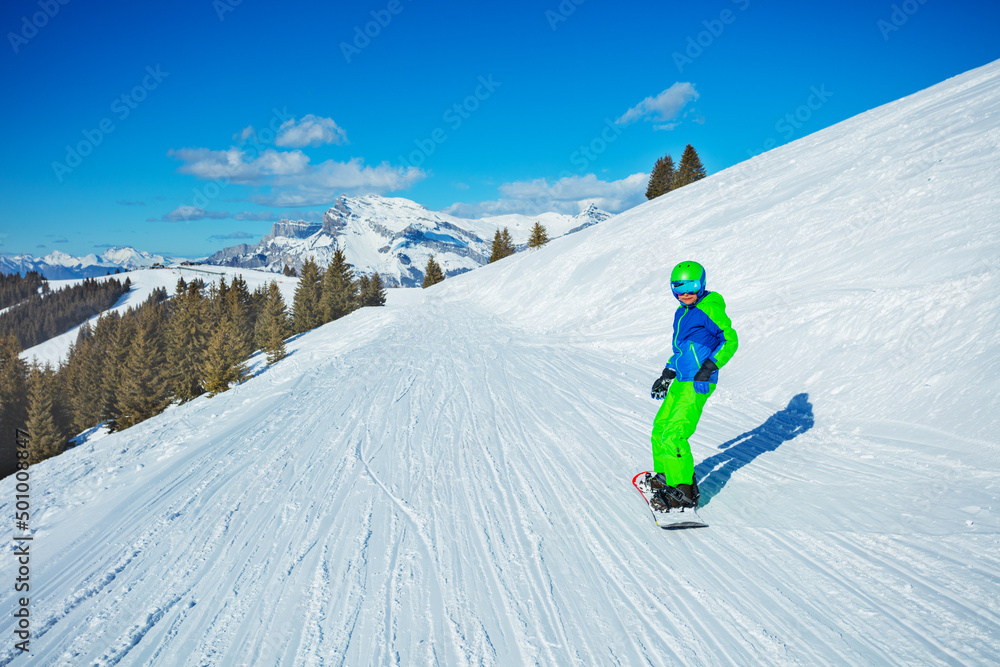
[{"xmin": 702, "ymin": 295, "xmax": 738, "ymax": 368}]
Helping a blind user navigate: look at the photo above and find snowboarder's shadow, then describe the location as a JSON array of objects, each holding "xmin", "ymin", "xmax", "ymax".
[{"xmin": 695, "ymin": 393, "xmax": 814, "ymax": 508}]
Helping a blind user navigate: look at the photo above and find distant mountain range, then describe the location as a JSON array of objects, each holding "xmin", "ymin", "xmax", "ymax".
[
  {"xmin": 3, "ymin": 196, "xmax": 612, "ymax": 285},
  {"xmin": 207, "ymin": 194, "xmax": 613, "ymax": 287},
  {"xmin": 0, "ymin": 247, "xmax": 167, "ymax": 280}
]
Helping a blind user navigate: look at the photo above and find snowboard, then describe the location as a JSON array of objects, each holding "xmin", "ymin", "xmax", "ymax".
[{"xmin": 632, "ymin": 471, "xmax": 708, "ymax": 530}]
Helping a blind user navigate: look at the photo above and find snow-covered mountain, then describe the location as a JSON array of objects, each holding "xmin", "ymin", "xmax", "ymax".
[
  {"xmin": 0, "ymin": 246, "xmax": 166, "ymax": 279},
  {"xmin": 2, "ymin": 60, "xmax": 999, "ymax": 665},
  {"xmin": 206, "ymin": 195, "xmax": 612, "ymax": 286}
]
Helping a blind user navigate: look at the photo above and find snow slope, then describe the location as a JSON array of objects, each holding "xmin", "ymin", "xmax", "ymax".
[
  {"xmin": 2, "ymin": 61, "xmax": 999, "ymax": 665},
  {"xmin": 21, "ymin": 265, "xmax": 300, "ymax": 368}
]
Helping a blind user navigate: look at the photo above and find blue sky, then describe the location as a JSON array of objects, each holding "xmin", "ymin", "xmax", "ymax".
[{"xmin": 1, "ymin": 0, "xmax": 997, "ymax": 258}]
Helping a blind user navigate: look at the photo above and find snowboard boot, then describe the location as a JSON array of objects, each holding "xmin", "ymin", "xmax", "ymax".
[
  {"xmin": 677, "ymin": 480, "xmax": 699, "ymax": 508},
  {"xmin": 677, "ymin": 484, "xmax": 698, "ymax": 507},
  {"xmin": 649, "ymin": 490, "xmax": 671, "ymax": 512},
  {"xmin": 651, "ymin": 485, "xmax": 695, "ymax": 512},
  {"xmin": 648, "ymin": 472, "xmax": 667, "ymax": 491}
]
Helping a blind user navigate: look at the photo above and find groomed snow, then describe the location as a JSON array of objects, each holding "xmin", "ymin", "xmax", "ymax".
[{"xmin": 1, "ymin": 60, "xmax": 998, "ymax": 665}]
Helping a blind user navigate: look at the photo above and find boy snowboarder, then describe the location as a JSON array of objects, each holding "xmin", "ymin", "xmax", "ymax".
[{"xmin": 646, "ymin": 261, "xmax": 738, "ymax": 512}]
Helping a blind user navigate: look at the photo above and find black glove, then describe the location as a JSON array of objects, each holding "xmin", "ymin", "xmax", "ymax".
[
  {"xmin": 651, "ymin": 368, "xmax": 676, "ymax": 400},
  {"xmin": 693, "ymin": 359, "xmax": 719, "ymax": 395}
]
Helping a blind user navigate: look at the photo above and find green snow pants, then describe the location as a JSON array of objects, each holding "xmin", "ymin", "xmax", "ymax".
[{"xmin": 651, "ymin": 380, "xmax": 715, "ymax": 486}]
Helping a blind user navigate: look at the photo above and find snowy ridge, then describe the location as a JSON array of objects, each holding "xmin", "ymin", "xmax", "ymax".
[
  {"xmin": 0, "ymin": 247, "xmax": 167, "ymax": 280},
  {"xmin": 207, "ymin": 194, "xmax": 612, "ymax": 286},
  {"xmin": 1, "ymin": 61, "xmax": 999, "ymax": 665},
  {"xmin": 20, "ymin": 266, "xmax": 300, "ymax": 367}
]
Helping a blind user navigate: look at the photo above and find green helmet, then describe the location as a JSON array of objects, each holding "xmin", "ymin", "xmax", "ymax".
[{"xmin": 670, "ymin": 261, "xmax": 706, "ymax": 298}]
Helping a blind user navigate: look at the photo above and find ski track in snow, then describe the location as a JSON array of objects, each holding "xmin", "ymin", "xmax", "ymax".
[
  {"xmin": 3, "ymin": 61, "xmax": 1000, "ymax": 665},
  {"xmin": 2, "ymin": 297, "xmax": 998, "ymax": 666}
]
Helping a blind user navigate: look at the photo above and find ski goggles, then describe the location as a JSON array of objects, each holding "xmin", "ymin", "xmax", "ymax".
[{"xmin": 671, "ymin": 279, "xmax": 702, "ymax": 295}]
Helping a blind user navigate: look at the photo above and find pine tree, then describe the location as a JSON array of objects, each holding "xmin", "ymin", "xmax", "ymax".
[
  {"xmin": 116, "ymin": 303, "xmax": 170, "ymax": 430},
  {"xmin": 64, "ymin": 321, "xmax": 105, "ymax": 434},
  {"xmin": 209, "ymin": 277, "xmax": 229, "ymax": 323},
  {"xmin": 260, "ymin": 281, "xmax": 291, "ymax": 365},
  {"xmin": 102, "ymin": 311, "xmax": 132, "ymax": 431},
  {"xmin": 293, "ymin": 257, "xmax": 323, "ymax": 334},
  {"xmin": 422, "ymin": 256, "xmax": 445, "ymax": 288},
  {"xmin": 675, "ymin": 144, "xmax": 707, "ymax": 188},
  {"xmin": 203, "ymin": 317, "xmax": 249, "ymax": 395},
  {"xmin": 368, "ymin": 273, "xmax": 386, "ymax": 306},
  {"xmin": 490, "ymin": 227, "xmax": 517, "ymax": 262},
  {"xmin": 252, "ymin": 284, "xmax": 270, "ymax": 352},
  {"xmin": 49, "ymin": 357, "xmax": 73, "ymax": 441},
  {"xmin": 166, "ymin": 280, "xmax": 209, "ymax": 403},
  {"xmin": 203, "ymin": 284, "xmax": 249, "ymax": 397},
  {"xmin": 25, "ymin": 361, "xmax": 64, "ymax": 464},
  {"xmin": 248, "ymin": 282, "xmax": 268, "ymax": 345},
  {"xmin": 502, "ymin": 228, "xmax": 515, "ymax": 257},
  {"xmin": 356, "ymin": 275, "xmax": 370, "ymax": 303},
  {"xmin": 226, "ymin": 276, "xmax": 254, "ymax": 362},
  {"xmin": 527, "ymin": 222, "xmax": 550, "ymax": 249},
  {"xmin": 0, "ymin": 333, "xmax": 28, "ymax": 478},
  {"xmin": 646, "ymin": 155, "xmax": 676, "ymax": 199},
  {"xmin": 321, "ymin": 249, "xmax": 358, "ymax": 322},
  {"xmin": 358, "ymin": 273, "xmax": 387, "ymax": 307},
  {"xmin": 489, "ymin": 229, "xmax": 504, "ymax": 262}
]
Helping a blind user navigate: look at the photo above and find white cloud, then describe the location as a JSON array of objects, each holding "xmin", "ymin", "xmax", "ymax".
[
  {"xmin": 208, "ymin": 231, "xmax": 257, "ymax": 241},
  {"xmin": 275, "ymin": 115, "xmax": 348, "ymax": 148},
  {"xmin": 170, "ymin": 143, "xmax": 424, "ymax": 207},
  {"xmin": 233, "ymin": 210, "xmax": 278, "ymax": 221},
  {"xmin": 443, "ymin": 173, "xmax": 647, "ymax": 218},
  {"xmin": 169, "ymin": 147, "xmax": 311, "ymax": 184},
  {"xmin": 257, "ymin": 159, "xmax": 425, "ymax": 206},
  {"xmin": 617, "ymin": 82, "xmax": 699, "ymax": 127},
  {"xmin": 162, "ymin": 206, "xmax": 231, "ymax": 222}
]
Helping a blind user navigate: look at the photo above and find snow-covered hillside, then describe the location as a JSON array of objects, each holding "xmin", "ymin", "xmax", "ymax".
[
  {"xmin": 2, "ymin": 60, "xmax": 999, "ymax": 665},
  {"xmin": 0, "ymin": 247, "xmax": 168, "ymax": 280},
  {"xmin": 207, "ymin": 194, "xmax": 611, "ymax": 286},
  {"xmin": 21, "ymin": 265, "xmax": 299, "ymax": 367}
]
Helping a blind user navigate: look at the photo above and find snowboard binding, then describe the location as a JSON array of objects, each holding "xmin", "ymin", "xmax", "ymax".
[
  {"xmin": 641, "ymin": 473, "xmax": 699, "ymax": 512},
  {"xmin": 632, "ymin": 471, "xmax": 708, "ymax": 529}
]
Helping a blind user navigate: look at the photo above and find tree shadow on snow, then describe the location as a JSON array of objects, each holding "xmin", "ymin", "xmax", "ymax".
[{"xmin": 695, "ymin": 393, "xmax": 814, "ymax": 508}]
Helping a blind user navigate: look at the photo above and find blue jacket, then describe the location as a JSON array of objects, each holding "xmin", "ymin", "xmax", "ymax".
[{"xmin": 666, "ymin": 291, "xmax": 738, "ymax": 382}]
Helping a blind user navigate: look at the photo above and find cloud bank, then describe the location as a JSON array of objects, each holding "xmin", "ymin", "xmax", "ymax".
[
  {"xmin": 616, "ymin": 82, "xmax": 700, "ymax": 129},
  {"xmin": 444, "ymin": 172, "xmax": 647, "ymax": 218},
  {"xmin": 275, "ymin": 115, "xmax": 348, "ymax": 148}
]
